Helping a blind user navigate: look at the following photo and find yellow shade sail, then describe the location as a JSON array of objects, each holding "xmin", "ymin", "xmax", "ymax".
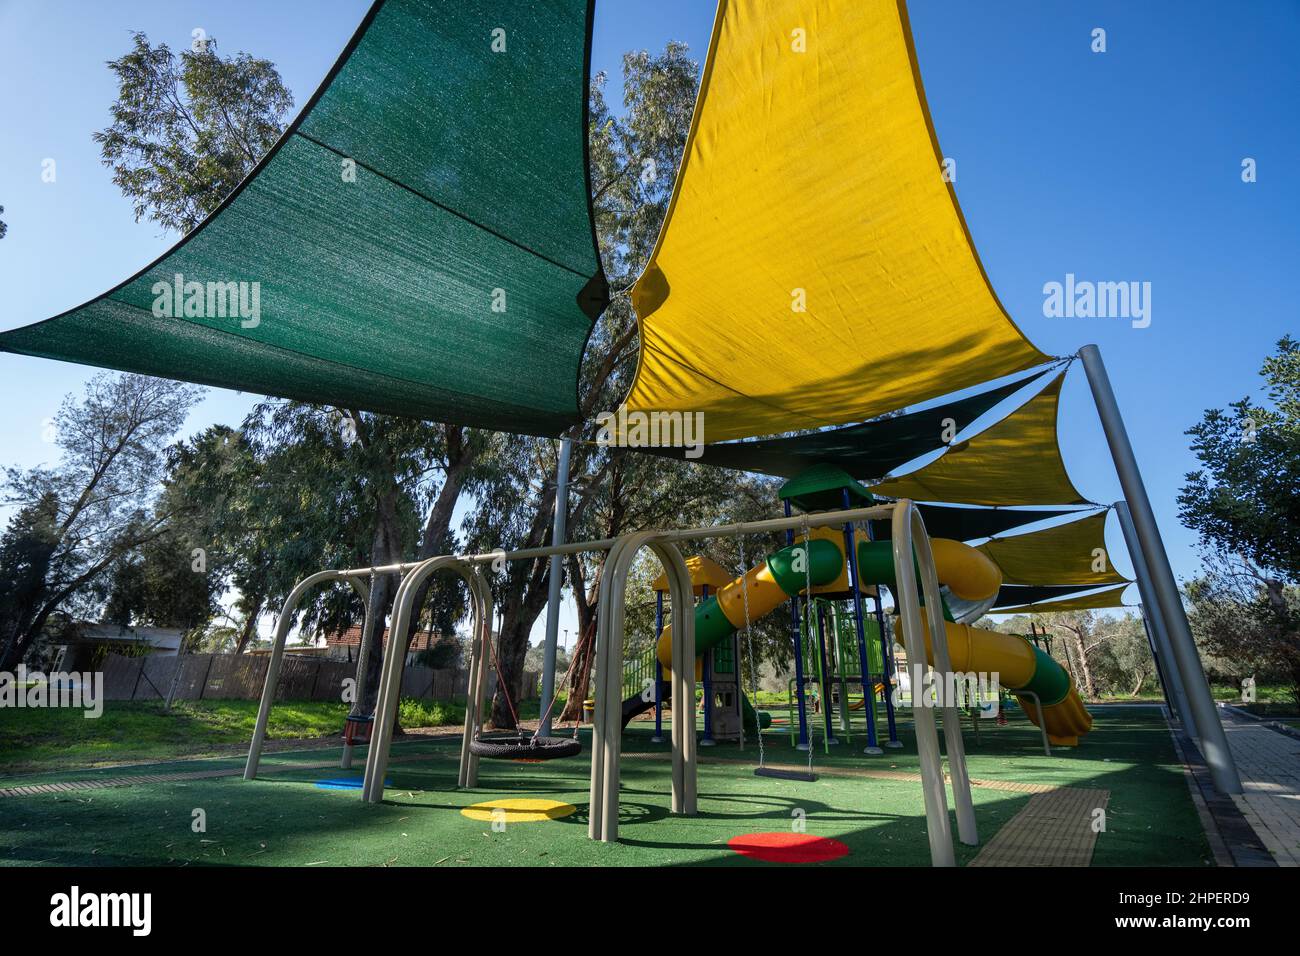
[
  {"xmin": 869, "ymin": 372, "xmax": 1088, "ymax": 506},
  {"xmin": 622, "ymin": 0, "xmax": 1050, "ymax": 443},
  {"xmin": 978, "ymin": 511, "xmax": 1129, "ymax": 587},
  {"xmin": 994, "ymin": 583, "xmax": 1133, "ymax": 615}
]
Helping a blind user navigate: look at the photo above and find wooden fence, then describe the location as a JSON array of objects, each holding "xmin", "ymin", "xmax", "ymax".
[{"xmin": 97, "ymin": 652, "xmax": 538, "ymax": 704}]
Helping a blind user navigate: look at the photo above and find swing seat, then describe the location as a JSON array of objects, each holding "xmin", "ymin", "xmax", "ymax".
[
  {"xmin": 469, "ymin": 734, "xmax": 581, "ymax": 761},
  {"xmin": 754, "ymin": 767, "xmax": 818, "ymax": 783}
]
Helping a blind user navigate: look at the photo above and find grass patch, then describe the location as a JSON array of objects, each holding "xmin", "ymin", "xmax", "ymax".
[{"xmin": 0, "ymin": 697, "xmax": 464, "ymax": 776}]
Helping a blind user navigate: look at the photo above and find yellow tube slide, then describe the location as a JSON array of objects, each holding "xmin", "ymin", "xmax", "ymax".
[{"xmin": 898, "ymin": 616, "xmax": 1092, "ymax": 744}]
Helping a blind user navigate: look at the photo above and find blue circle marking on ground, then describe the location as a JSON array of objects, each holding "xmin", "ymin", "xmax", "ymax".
[{"xmin": 314, "ymin": 776, "xmax": 391, "ymax": 790}]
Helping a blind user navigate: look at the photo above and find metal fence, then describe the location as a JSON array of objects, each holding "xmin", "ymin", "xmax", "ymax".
[{"xmin": 97, "ymin": 652, "xmax": 537, "ymax": 704}]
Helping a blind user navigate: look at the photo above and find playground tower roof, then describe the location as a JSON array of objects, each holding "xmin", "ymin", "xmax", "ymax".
[{"xmin": 0, "ymin": 0, "xmax": 607, "ymax": 437}]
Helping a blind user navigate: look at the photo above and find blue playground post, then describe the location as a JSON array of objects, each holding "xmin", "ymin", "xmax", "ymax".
[
  {"xmin": 700, "ymin": 584, "xmax": 715, "ymax": 746},
  {"xmin": 784, "ymin": 499, "xmax": 812, "ymax": 751},
  {"xmin": 653, "ymin": 590, "xmax": 665, "ymax": 743},
  {"xmin": 841, "ymin": 488, "xmax": 884, "ymax": 755},
  {"xmin": 815, "ymin": 601, "xmax": 838, "ymax": 745},
  {"xmin": 864, "ymin": 521, "xmax": 901, "ymax": 748}
]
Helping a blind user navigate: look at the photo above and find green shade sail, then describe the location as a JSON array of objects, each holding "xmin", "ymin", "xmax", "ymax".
[
  {"xmin": 993, "ymin": 583, "xmax": 1132, "ymax": 615},
  {"xmin": 992, "ymin": 583, "xmax": 1113, "ymax": 609},
  {"xmin": 0, "ymin": 0, "xmax": 607, "ymax": 436},
  {"xmin": 633, "ymin": 369, "xmax": 1050, "ymax": 481},
  {"xmin": 870, "ymin": 370, "xmax": 1092, "ymax": 506},
  {"xmin": 867, "ymin": 504, "xmax": 1082, "ymax": 544}
]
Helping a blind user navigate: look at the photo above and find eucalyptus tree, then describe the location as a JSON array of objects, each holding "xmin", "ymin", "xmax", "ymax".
[
  {"xmin": 1180, "ymin": 337, "xmax": 1300, "ymax": 706},
  {"xmin": 93, "ymin": 32, "xmax": 293, "ymax": 234},
  {"xmin": 0, "ymin": 374, "xmax": 204, "ymax": 669}
]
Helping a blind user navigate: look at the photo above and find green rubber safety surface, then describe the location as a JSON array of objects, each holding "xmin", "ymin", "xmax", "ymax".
[{"xmin": 0, "ymin": 708, "xmax": 1211, "ymax": 867}]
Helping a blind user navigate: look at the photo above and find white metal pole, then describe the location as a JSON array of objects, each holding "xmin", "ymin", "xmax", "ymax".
[
  {"xmin": 539, "ymin": 437, "xmax": 572, "ymax": 737},
  {"xmin": 1079, "ymin": 345, "xmax": 1241, "ymax": 794},
  {"xmin": 244, "ymin": 570, "xmax": 342, "ymax": 780},
  {"xmin": 910, "ymin": 512, "xmax": 979, "ymax": 847},
  {"xmin": 1113, "ymin": 500, "xmax": 1193, "ymax": 727},
  {"xmin": 892, "ymin": 501, "xmax": 956, "ymax": 866}
]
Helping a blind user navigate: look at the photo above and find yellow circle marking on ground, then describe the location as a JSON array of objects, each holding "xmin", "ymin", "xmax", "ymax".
[{"xmin": 460, "ymin": 798, "xmax": 576, "ymax": 823}]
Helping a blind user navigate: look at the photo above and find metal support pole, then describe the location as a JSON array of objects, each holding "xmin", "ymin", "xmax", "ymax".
[
  {"xmin": 539, "ymin": 437, "xmax": 572, "ymax": 737},
  {"xmin": 1140, "ymin": 616, "xmax": 1175, "ymax": 718},
  {"xmin": 340, "ymin": 576, "xmax": 374, "ymax": 770},
  {"xmin": 866, "ymin": 514, "xmax": 902, "ymax": 747},
  {"xmin": 700, "ymin": 584, "xmax": 714, "ymax": 746},
  {"xmin": 842, "ymin": 489, "xmax": 883, "ymax": 755},
  {"xmin": 831, "ymin": 604, "xmax": 851, "ymax": 735},
  {"xmin": 815, "ymin": 602, "xmax": 838, "ymax": 745},
  {"xmin": 891, "ymin": 502, "xmax": 958, "ymax": 865},
  {"xmin": 784, "ymin": 499, "xmax": 812, "ymax": 751},
  {"xmin": 1079, "ymin": 345, "xmax": 1241, "ymax": 794},
  {"xmin": 1114, "ymin": 499, "xmax": 1193, "ymax": 727},
  {"xmin": 652, "ymin": 590, "xmax": 665, "ymax": 743}
]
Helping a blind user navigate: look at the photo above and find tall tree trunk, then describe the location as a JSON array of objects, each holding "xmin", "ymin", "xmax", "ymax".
[
  {"xmin": 1063, "ymin": 628, "xmax": 1096, "ymax": 699},
  {"xmin": 0, "ymin": 535, "xmax": 58, "ymax": 671},
  {"xmin": 401, "ymin": 428, "xmax": 477, "ymax": 645},
  {"xmin": 361, "ymin": 482, "xmax": 404, "ymax": 717},
  {"xmin": 232, "ymin": 600, "xmax": 262, "ymax": 654},
  {"xmin": 491, "ymin": 555, "xmax": 552, "ymax": 728},
  {"xmin": 560, "ymin": 555, "xmax": 599, "ymax": 722}
]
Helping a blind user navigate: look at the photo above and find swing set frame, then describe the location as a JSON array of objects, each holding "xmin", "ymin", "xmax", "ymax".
[{"xmin": 242, "ymin": 499, "xmax": 979, "ymax": 867}]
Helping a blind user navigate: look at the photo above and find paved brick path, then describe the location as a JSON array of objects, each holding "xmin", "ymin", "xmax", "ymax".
[
  {"xmin": 969, "ymin": 787, "xmax": 1110, "ymax": 866},
  {"xmin": 1218, "ymin": 708, "xmax": 1300, "ymax": 866}
]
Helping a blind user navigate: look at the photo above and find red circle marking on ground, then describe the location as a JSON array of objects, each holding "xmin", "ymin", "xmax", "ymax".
[{"xmin": 728, "ymin": 832, "xmax": 850, "ymax": 863}]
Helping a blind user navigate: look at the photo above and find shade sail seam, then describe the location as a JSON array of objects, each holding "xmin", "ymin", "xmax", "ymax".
[
  {"xmin": 4, "ymin": 293, "xmax": 529, "ymax": 415},
  {"xmin": 293, "ymin": 131, "xmax": 593, "ymax": 281}
]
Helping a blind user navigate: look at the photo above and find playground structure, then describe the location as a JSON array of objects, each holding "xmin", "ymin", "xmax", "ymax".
[
  {"xmin": 615, "ymin": 466, "xmax": 1092, "ymax": 753},
  {"xmin": 5, "ymin": 0, "xmax": 1251, "ymax": 877},
  {"xmin": 246, "ymin": 499, "xmax": 984, "ymax": 866}
]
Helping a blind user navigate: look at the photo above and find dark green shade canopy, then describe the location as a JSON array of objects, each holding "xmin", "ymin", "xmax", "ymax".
[
  {"xmin": 868, "ymin": 504, "xmax": 1082, "ymax": 544},
  {"xmin": 992, "ymin": 584, "xmax": 1111, "ymax": 610},
  {"xmin": 633, "ymin": 369, "xmax": 1049, "ymax": 481},
  {"xmin": 0, "ymin": 0, "xmax": 607, "ymax": 437}
]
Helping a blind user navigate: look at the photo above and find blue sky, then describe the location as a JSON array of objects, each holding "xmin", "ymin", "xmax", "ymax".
[{"xmin": 1, "ymin": 1, "xmax": 1297, "ymax": 640}]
